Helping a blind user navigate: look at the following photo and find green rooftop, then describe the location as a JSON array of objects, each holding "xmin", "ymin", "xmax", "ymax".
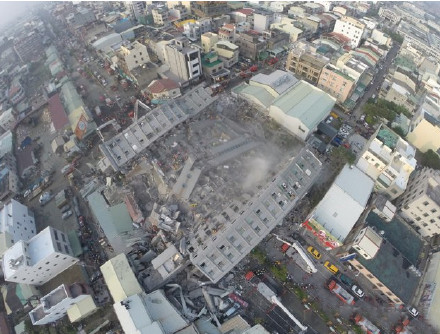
[
  {"xmin": 356, "ymin": 211, "xmax": 424, "ymax": 303},
  {"xmin": 376, "ymin": 126, "xmax": 399, "ymax": 149}
]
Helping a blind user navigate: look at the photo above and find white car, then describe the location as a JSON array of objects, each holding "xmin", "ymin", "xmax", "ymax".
[
  {"xmin": 62, "ymin": 210, "xmax": 73, "ymax": 220},
  {"xmin": 351, "ymin": 285, "xmax": 365, "ymax": 298},
  {"xmin": 408, "ymin": 306, "xmax": 419, "ymax": 317}
]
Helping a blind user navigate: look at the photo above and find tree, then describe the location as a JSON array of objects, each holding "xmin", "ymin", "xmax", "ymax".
[
  {"xmin": 392, "ymin": 126, "xmax": 406, "ymax": 137},
  {"xmin": 418, "ymin": 149, "xmax": 440, "ymax": 170}
]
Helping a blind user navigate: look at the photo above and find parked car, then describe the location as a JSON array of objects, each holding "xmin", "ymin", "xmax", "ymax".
[
  {"xmin": 408, "ymin": 306, "xmax": 419, "ymax": 318},
  {"xmin": 60, "ymin": 204, "xmax": 71, "ymax": 213},
  {"xmin": 307, "ymin": 246, "xmax": 322, "ymax": 260},
  {"xmin": 351, "ymin": 285, "xmax": 365, "ymax": 298},
  {"xmin": 62, "ymin": 210, "xmax": 73, "ymax": 220},
  {"xmin": 39, "ymin": 191, "xmax": 52, "ymax": 205},
  {"xmin": 338, "ymin": 274, "xmax": 353, "ymax": 287},
  {"xmin": 324, "ymin": 261, "xmax": 339, "ymax": 275}
]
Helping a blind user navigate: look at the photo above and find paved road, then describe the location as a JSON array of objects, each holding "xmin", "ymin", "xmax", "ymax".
[{"xmin": 351, "ymin": 42, "xmax": 401, "ymax": 119}]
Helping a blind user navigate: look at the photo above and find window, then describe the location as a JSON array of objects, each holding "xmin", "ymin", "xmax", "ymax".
[
  {"xmin": 62, "ymin": 234, "xmax": 66, "ymax": 242},
  {"xmin": 45, "ymin": 262, "xmax": 49, "ymax": 265},
  {"xmin": 64, "ymin": 245, "xmax": 70, "ymax": 253},
  {"xmin": 424, "ymin": 201, "xmax": 429, "ymax": 206},
  {"xmin": 431, "ymin": 209, "xmax": 437, "ymax": 213}
]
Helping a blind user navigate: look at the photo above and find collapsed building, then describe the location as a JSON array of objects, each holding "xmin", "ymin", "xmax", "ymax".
[{"xmin": 96, "ymin": 83, "xmax": 323, "ymax": 287}]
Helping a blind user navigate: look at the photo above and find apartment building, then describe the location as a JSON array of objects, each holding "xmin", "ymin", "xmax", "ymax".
[
  {"xmin": 152, "ymin": 7, "xmax": 169, "ymax": 26},
  {"xmin": 2, "ymin": 226, "xmax": 79, "ymax": 285},
  {"xmin": 235, "ymin": 31, "xmax": 266, "ymax": 60},
  {"xmin": 29, "ymin": 283, "xmax": 91, "ymax": 325},
  {"xmin": 165, "ymin": 37, "xmax": 202, "ymax": 83},
  {"xmin": 407, "ymin": 102, "xmax": 440, "ymax": 154},
  {"xmin": 0, "ymin": 108, "xmax": 16, "ymax": 132},
  {"xmin": 201, "ymin": 52, "xmax": 230, "ymax": 83},
  {"xmin": 14, "ymin": 31, "xmax": 44, "ymax": 63},
  {"xmin": 318, "ymin": 64, "xmax": 356, "ymax": 103},
  {"xmin": 65, "ymin": 7, "xmax": 96, "ymax": 29},
  {"xmin": 169, "ymin": 4, "xmax": 189, "ymax": 20},
  {"xmin": 201, "ymin": 32, "xmax": 219, "ymax": 53},
  {"xmin": 336, "ymin": 53, "xmax": 369, "ymax": 82},
  {"xmin": 0, "ymin": 199, "xmax": 36, "ymax": 256},
  {"xmin": 119, "ymin": 41, "xmax": 150, "ymax": 71},
  {"xmin": 129, "ymin": 1, "xmax": 146, "ymax": 23},
  {"xmin": 218, "ymin": 24, "xmax": 236, "ymax": 43},
  {"xmin": 333, "ymin": 16, "xmax": 366, "ymax": 48},
  {"xmin": 191, "ymin": 1, "xmax": 228, "ymax": 18},
  {"xmin": 0, "ymin": 167, "xmax": 19, "ymax": 202},
  {"xmin": 356, "ymin": 124, "xmax": 417, "ymax": 200},
  {"xmin": 378, "ymin": 7, "xmax": 401, "ymax": 24},
  {"xmin": 183, "ymin": 18, "xmax": 212, "ymax": 41},
  {"xmin": 286, "ymin": 42, "xmax": 329, "ymax": 84},
  {"xmin": 253, "ymin": 11, "xmax": 275, "ymax": 33},
  {"xmin": 399, "ymin": 168, "xmax": 440, "ymax": 238},
  {"xmin": 270, "ymin": 18, "xmax": 303, "ymax": 42},
  {"xmin": 214, "ymin": 41, "xmax": 239, "ymax": 68}
]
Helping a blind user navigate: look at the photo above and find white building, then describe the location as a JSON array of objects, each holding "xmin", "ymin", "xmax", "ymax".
[
  {"xmin": 120, "ymin": 41, "xmax": 150, "ymax": 71},
  {"xmin": 114, "ymin": 291, "xmax": 188, "ymax": 334},
  {"xmin": 253, "ymin": 12, "xmax": 275, "ymax": 33},
  {"xmin": 333, "ymin": 16, "xmax": 366, "ymax": 48},
  {"xmin": 310, "ymin": 165, "xmax": 374, "ymax": 244},
  {"xmin": 0, "ymin": 108, "xmax": 16, "ymax": 132},
  {"xmin": 29, "ymin": 283, "xmax": 91, "ymax": 325},
  {"xmin": 351, "ymin": 227, "xmax": 382, "ymax": 260},
  {"xmin": 129, "ymin": 1, "xmax": 146, "ymax": 23},
  {"xmin": 165, "ymin": 37, "xmax": 202, "ymax": 84},
  {"xmin": 152, "ymin": 7, "xmax": 169, "ymax": 26},
  {"xmin": 399, "ymin": 168, "xmax": 440, "ymax": 238},
  {"xmin": 2, "ymin": 227, "xmax": 79, "ymax": 286},
  {"xmin": 269, "ymin": 81, "xmax": 336, "ymax": 141},
  {"xmin": 0, "ymin": 199, "xmax": 36, "ymax": 256},
  {"xmin": 183, "ymin": 18, "xmax": 212, "ymax": 41},
  {"xmin": 356, "ymin": 124, "xmax": 417, "ymax": 200}
]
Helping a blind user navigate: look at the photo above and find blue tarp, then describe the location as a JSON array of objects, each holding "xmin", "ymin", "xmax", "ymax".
[{"xmin": 20, "ymin": 136, "xmax": 32, "ymax": 149}]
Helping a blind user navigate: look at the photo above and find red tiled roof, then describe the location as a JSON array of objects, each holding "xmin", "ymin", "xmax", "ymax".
[
  {"xmin": 236, "ymin": 8, "xmax": 254, "ymax": 16},
  {"xmin": 148, "ymin": 79, "xmax": 179, "ymax": 94},
  {"xmin": 325, "ymin": 32, "xmax": 351, "ymax": 44},
  {"xmin": 223, "ymin": 23, "xmax": 235, "ymax": 30},
  {"xmin": 8, "ymin": 85, "xmax": 20, "ymax": 98},
  {"xmin": 48, "ymin": 93, "xmax": 69, "ymax": 131}
]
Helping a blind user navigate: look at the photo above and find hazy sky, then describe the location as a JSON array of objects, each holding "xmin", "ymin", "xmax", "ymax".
[{"xmin": 0, "ymin": 2, "xmax": 36, "ymax": 27}]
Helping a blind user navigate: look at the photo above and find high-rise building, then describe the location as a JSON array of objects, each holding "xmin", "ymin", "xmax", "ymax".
[
  {"xmin": 399, "ymin": 168, "xmax": 440, "ymax": 238},
  {"xmin": 189, "ymin": 149, "xmax": 322, "ymax": 283},
  {"xmin": 165, "ymin": 37, "xmax": 202, "ymax": 83},
  {"xmin": 356, "ymin": 124, "xmax": 417, "ymax": 200},
  {"xmin": 29, "ymin": 283, "xmax": 92, "ymax": 325},
  {"xmin": 0, "ymin": 199, "xmax": 36, "ymax": 256},
  {"xmin": 2, "ymin": 227, "xmax": 79, "ymax": 286},
  {"xmin": 129, "ymin": 1, "xmax": 147, "ymax": 23},
  {"xmin": 333, "ymin": 16, "xmax": 366, "ymax": 48}
]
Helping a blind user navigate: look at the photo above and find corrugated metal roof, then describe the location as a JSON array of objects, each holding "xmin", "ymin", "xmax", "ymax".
[
  {"xmin": 100, "ymin": 254, "xmax": 143, "ymax": 303},
  {"xmin": 239, "ymin": 85, "xmax": 274, "ymax": 108},
  {"xmin": 335, "ymin": 164, "xmax": 374, "ymax": 207},
  {"xmin": 271, "ymin": 81, "xmax": 336, "ymax": 129}
]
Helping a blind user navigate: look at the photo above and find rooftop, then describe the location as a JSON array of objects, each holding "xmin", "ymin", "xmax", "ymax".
[
  {"xmin": 358, "ymin": 214, "xmax": 423, "ymax": 303},
  {"xmin": 100, "ymin": 253, "xmax": 143, "ymax": 303},
  {"xmin": 0, "ymin": 131, "xmax": 13, "ymax": 158},
  {"xmin": 48, "ymin": 94, "xmax": 69, "ymax": 131},
  {"xmin": 271, "ymin": 81, "xmax": 336, "ymax": 129},
  {"xmin": 250, "ymin": 70, "xmax": 298, "ymax": 96},
  {"xmin": 148, "ymin": 79, "xmax": 179, "ymax": 94},
  {"xmin": 365, "ymin": 211, "xmax": 423, "ymax": 264},
  {"xmin": 87, "ymin": 190, "xmax": 134, "ymax": 254}
]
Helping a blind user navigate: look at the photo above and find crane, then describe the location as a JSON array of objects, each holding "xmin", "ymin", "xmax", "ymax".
[{"xmin": 273, "ymin": 234, "xmax": 318, "ymax": 274}]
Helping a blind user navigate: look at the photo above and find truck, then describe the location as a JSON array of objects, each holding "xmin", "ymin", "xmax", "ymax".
[
  {"xmin": 354, "ymin": 313, "xmax": 381, "ymax": 334},
  {"xmin": 28, "ymin": 176, "xmax": 52, "ymax": 200},
  {"xmin": 327, "ymin": 278, "xmax": 355, "ymax": 305},
  {"xmin": 245, "ymin": 272, "xmax": 308, "ymax": 333}
]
